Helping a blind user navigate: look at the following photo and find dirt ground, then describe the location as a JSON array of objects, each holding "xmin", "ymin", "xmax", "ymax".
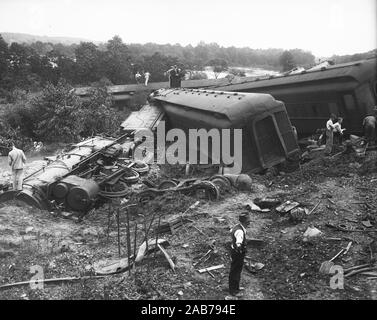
[{"xmin": 0, "ymin": 149, "xmax": 376, "ymax": 300}]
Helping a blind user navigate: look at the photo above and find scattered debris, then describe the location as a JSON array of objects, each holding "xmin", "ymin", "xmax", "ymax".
[
  {"xmin": 289, "ymin": 207, "xmax": 307, "ymax": 222},
  {"xmin": 197, "ymin": 264, "xmax": 225, "ymax": 274},
  {"xmin": 193, "ymin": 249, "xmax": 213, "ymax": 267},
  {"xmin": 135, "ymin": 239, "xmax": 169, "ymax": 263},
  {"xmin": 319, "ymin": 248, "xmax": 345, "ymax": 274},
  {"xmin": 253, "ymin": 197, "xmax": 281, "ymax": 209},
  {"xmin": 245, "ymin": 201, "xmax": 263, "ymax": 212},
  {"xmin": 303, "ymin": 227, "xmax": 322, "ymax": 241},
  {"xmin": 157, "ymin": 243, "xmax": 175, "ymax": 271},
  {"xmin": 362, "ymin": 220, "xmax": 373, "ymax": 228},
  {"xmin": 345, "ymin": 266, "xmax": 377, "ymax": 278},
  {"xmin": 276, "ymin": 201, "xmax": 300, "ymax": 214},
  {"xmin": 307, "ymin": 200, "xmax": 321, "ymax": 215},
  {"xmin": 94, "ymin": 258, "xmax": 132, "ymax": 275},
  {"xmin": 155, "ymin": 217, "xmax": 186, "ymax": 235},
  {"xmin": 249, "ymin": 262, "xmax": 265, "ymax": 270}
]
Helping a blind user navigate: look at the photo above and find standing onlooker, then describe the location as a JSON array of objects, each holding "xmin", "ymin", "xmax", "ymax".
[
  {"xmin": 8, "ymin": 142, "xmax": 27, "ymax": 191},
  {"xmin": 363, "ymin": 110, "xmax": 377, "ymax": 145},
  {"xmin": 228, "ymin": 212, "xmax": 250, "ymax": 297},
  {"xmin": 135, "ymin": 72, "xmax": 142, "ymax": 84},
  {"xmin": 166, "ymin": 65, "xmax": 183, "ymax": 88},
  {"xmin": 144, "ymin": 71, "xmax": 151, "ymax": 86},
  {"xmin": 166, "ymin": 66, "xmax": 176, "ymax": 88},
  {"xmin": 324, "ymin": 114, "xmax": 337, "ymax": 155}
]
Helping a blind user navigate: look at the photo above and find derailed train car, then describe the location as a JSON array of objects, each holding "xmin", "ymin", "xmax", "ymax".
[
  {"xmin": 0, "ymin": 89, "xmax": 298, "ymax": 212},
  {"xmin": 214, "ymin": 58, "xmax": 377, "ymax": 135},
  {"xmin": 150, "ymin": 88, "xmax": 299, "ymax": 173}
]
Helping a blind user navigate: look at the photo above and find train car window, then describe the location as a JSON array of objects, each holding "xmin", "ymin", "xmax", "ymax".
[
  {"xmin": 343, "ymin": 94, "xmax": 356, "ymax": 111},
  {"xmin": 329, "ymin": 102, "xmax": 339, "ymax": 115}
]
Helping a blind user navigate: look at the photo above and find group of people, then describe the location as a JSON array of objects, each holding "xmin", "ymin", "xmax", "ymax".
[
  {"xmin": 324, "ymin": 114, "xmax": 345, "ymax": 155},
  {"xmin": 134, "ymin": 66, "xmax": 184, "ymax": 88},
  {"xmin": 324, "ymin": 107, "xmax": 377, "ymax": 155},
  {"xmin": 165, "ymin": 65, "xmax": 184, "ymax": 88},
  {"xmin": 135, "ymin": 71, "xmax": 151, "ymax": 86}
]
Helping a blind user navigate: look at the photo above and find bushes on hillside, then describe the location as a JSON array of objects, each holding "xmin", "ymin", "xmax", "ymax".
[{"xmin": 0, "ymin": 80, "xmax": 124, "ymax": 145}]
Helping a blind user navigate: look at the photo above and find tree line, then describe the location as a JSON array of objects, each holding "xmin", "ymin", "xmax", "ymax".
[{"xmin": 0, "ymin": 34, "xmax": 319, "ymax": 96}]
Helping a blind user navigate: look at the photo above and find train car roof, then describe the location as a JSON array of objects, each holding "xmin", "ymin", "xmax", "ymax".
[
  {"xmin": 151, "ymin": 88, "xmax": 284, "ymax": 125},
  {"xmin": 213, "ymin": 58, "xmax": 377, "ymax": 91},
  {"xmin": 74, "ymin": 57, "xmax": 376, "ymax": 97}
]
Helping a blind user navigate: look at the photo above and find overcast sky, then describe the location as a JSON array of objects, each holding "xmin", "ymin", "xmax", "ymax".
[{"xmin": 0, "ymin": 0, "xmax": 376, "ymax": 57}]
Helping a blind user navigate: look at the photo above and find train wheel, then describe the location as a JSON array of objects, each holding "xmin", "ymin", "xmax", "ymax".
[
  {"xmin": 158, "ymin": 180, "xmax": 178, "ymax": 190},
  {"xmin": 99, "ymin": 181, "xmax": 129, "ymax": 198}
]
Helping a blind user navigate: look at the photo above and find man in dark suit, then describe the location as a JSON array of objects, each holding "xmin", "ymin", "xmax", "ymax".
[{"xmin": 228, "ymin": 212, "xmax": 250, "ymax": 297}]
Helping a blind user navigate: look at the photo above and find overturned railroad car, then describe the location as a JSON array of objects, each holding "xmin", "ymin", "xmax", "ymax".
[
  {"xmin": 214, "ymin": 58, "xmax": 377, "ymax": 135},
  {"xmin": 150, "ymin": 88, "xmax": 299, "ymax": 173}
]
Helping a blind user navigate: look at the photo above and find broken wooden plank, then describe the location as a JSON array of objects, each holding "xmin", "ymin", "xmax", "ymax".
[
  {"xmin": 198, "ymin": 264, "xmax": 225, "ymax": 273},
  {"xmin": 157, "ymin": 243, "xmax": 175, "ymax": 271}
]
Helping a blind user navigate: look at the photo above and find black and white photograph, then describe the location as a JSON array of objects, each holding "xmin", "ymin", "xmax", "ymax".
[{"xmin": 0, "ymin": 0, "xmax": 376, "ymax": 307}]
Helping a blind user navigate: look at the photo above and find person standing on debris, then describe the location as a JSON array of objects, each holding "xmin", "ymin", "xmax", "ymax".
[
  {"xmin": 8, "ymin": 142, "xmax": 27, "ymax": 191},
  {"xmin": 324, "ymin": 113, "xmax": 337, "ymax": 155},
  {"xmin": 333, "ymin": 117, "xmax": 345, "ymax": 145},
  {"xmin": 228, "ymin": 212, "xmax": 250, "ymax": 297},
  {"xmin": 144, "ymin": 71, "xmax": 151, "ymax": 86},
  {"xmin": 363, "ymin": 110, "xmax": 377, "ymax": 145}
]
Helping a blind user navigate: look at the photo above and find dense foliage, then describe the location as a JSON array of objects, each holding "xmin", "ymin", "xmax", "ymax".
[{"xmin": 0, "ymin": 81, "xmax": 125, "ymax": 148}]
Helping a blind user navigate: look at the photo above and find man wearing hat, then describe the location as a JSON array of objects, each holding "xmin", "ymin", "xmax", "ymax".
[{"xmin": 228, "ymin": 211, "xmax": 250, "ymax": 297}]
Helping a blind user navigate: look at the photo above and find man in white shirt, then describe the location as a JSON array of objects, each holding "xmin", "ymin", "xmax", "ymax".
[
  {"xmin": 144, "ymin": 71, "xmax": 150, "ymax": 86},
  {"xmin": 324, "ymin": 114, "xmax": 337, "ymax": 155},
  {"xmin": 8, "ymin": 142, "xmax": 27, "ymax": 191},
  {"xmin": 228, "ymin": 212, "xmax": 250, "ymax": 297}
]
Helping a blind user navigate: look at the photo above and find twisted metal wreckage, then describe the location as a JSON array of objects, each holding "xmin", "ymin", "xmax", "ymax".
[{"xmin": 0, "ymin": 89, "xmax": 298, "ymax": 214}]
